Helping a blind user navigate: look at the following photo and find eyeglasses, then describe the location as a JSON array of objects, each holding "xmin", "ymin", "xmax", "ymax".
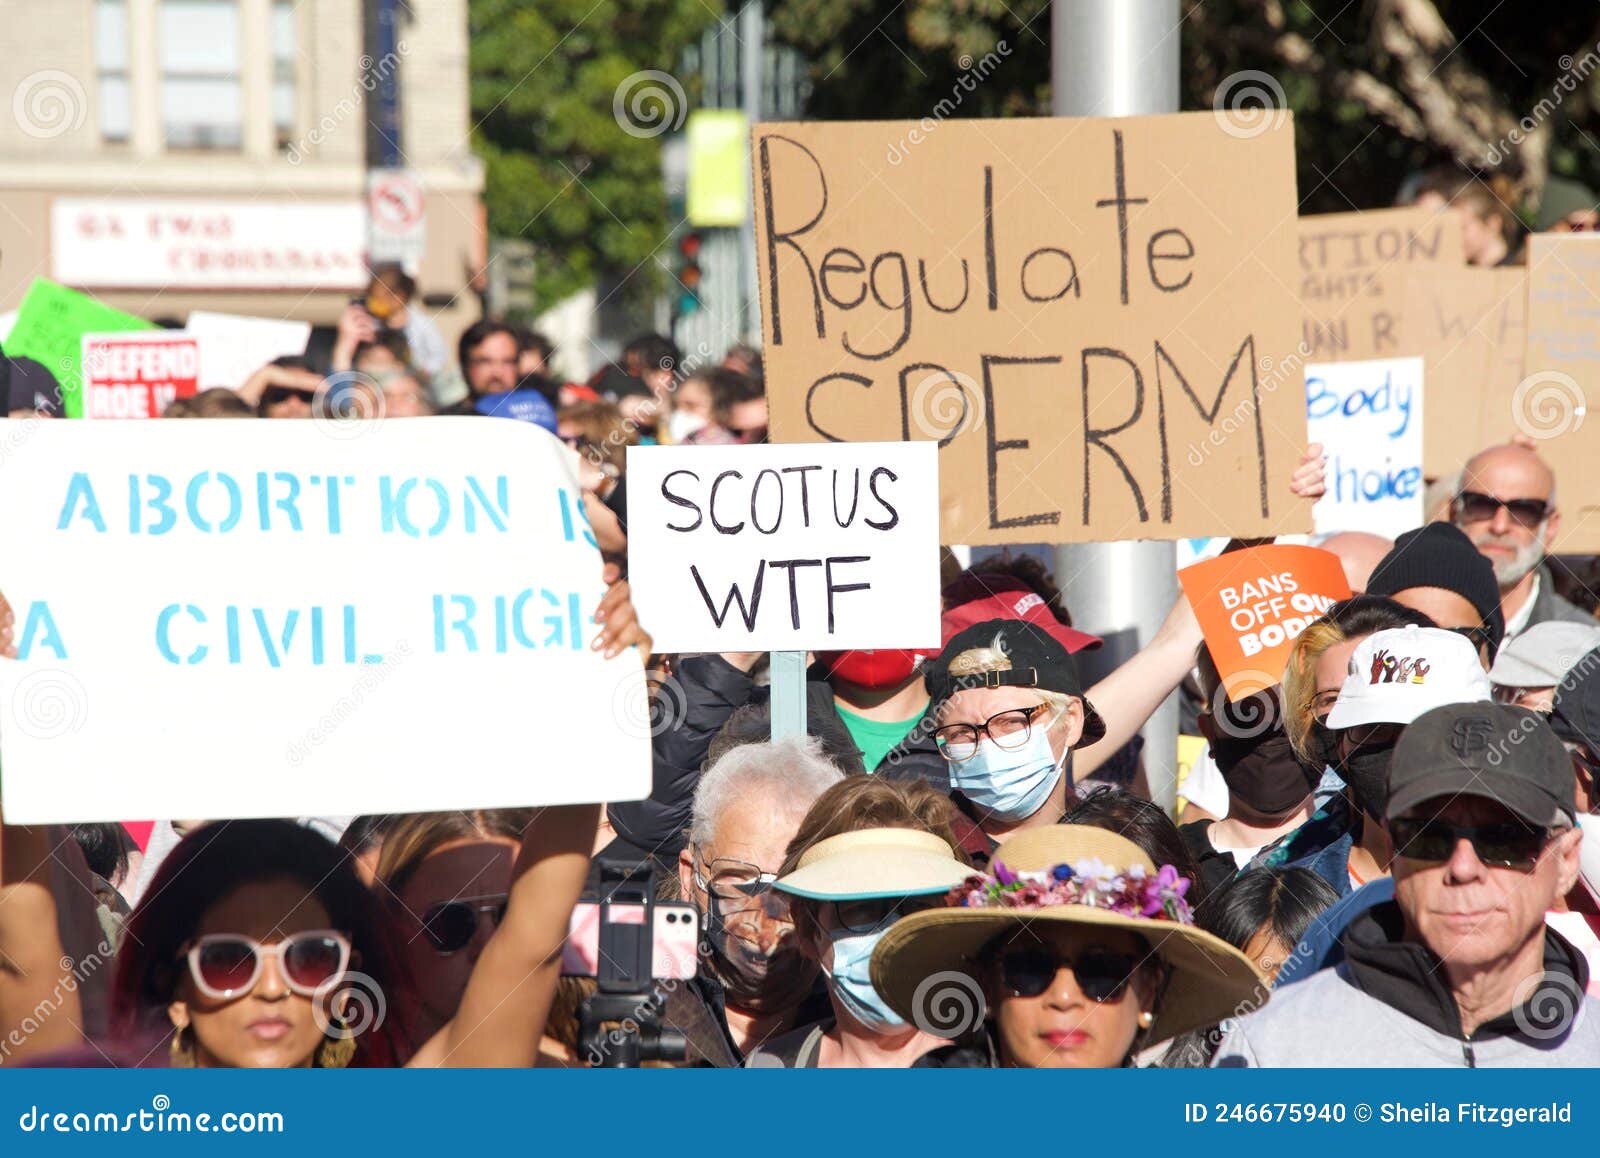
[
  {"xmin": 1454, "ymin": 491, "xmax": 1551, "ymax": 531},
  {"xmin": 1388, "ymin": 818, "xmax": 1554, "ymax": 869},
  {"xmin": 830, "ymin": 894, "xmax": 943, "ymax": 935},
  {"xmin": 995, "ymin": 944, "xmax": 1138, "ymax": 1002},
  {"xmin": 691, "ymin": 852, "xmax": 790, "ymax": 920},
  {"xmin": 184, "ymin": 930, "xmax": 351, "ymax": 1001},
  {"xmin": 420, "ymin": 895, "xmax": 508, "ymax": 955},
  {"xmin": 935, "ymin": 705, "xmax": 1048, "ymax": 763}
]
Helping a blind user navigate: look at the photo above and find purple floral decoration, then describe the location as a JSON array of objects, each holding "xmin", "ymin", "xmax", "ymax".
[{"xmin": 947, "ymin": 858, "xmax": 1194, "ymax": 925}]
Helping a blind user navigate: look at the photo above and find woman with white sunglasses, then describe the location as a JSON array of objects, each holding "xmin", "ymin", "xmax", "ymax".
[{"xmin": 109, "ymin": 806, "xmax": 598, "ymax": 1068}]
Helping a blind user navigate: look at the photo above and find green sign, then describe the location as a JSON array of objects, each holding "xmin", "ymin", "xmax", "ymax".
[
  {"xmin": 5, "ymin": 279, "xmax": 155, "ymax": 417},
  {"xmin": 687, "ymin": 110, "xmax": 749, "ymax": 227}
]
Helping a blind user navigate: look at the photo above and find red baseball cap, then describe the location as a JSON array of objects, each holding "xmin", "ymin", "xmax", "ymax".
[{"xmin": 940, "ymin": 574, "xmax": 1102, "ymax": 654}]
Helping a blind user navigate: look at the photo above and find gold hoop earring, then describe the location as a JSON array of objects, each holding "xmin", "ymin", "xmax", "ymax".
[
  {"xmin": 316, "ymin": 1032, "xmax": 357, "ymax": 1069},
  {"xmin": 169, "ymin": 1027, "xmax": 195, "ymax": 1067}
]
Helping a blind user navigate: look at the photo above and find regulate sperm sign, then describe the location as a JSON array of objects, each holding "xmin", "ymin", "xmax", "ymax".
[
  {"xmin": 1304, "ymin": 356, "xmax": 1425, "ymax": 540},
  {"xmin": 752, "ymin": 113, "xmax": 1311, "ymax": 546},
  {"xmin": 626, "ymin": 442, "xmax": 940, "ymax": 652}
]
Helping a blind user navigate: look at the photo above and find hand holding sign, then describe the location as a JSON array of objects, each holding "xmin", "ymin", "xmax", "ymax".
[{"xmin": 1179, "ymin": 544, "xmax": 1352, "ymax": 701}]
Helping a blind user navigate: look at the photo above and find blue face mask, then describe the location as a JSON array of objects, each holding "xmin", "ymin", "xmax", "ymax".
[
  {"xmin": 824, "ymin": 925, "xmax": 903, "ymax": 1033},
  {"xmin": 952, "ymin": 728, "xmax": 1065, "ymax": 825}
]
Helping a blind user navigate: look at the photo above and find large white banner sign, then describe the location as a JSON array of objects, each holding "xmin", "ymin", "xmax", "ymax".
[{"xmin": 0, "ymin": 419, "xmax": 649, "ymax": 823}]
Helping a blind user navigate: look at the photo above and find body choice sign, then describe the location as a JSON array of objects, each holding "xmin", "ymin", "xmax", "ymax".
[
  {"xmin": 626, "ymin": 442, "xmax": 940, "ymax": 652},
  {"xmin": 0, "ymin": 420, "xmax": 649, "ymax": 823},
  {"xmin": 1305, "ymin": 357, "xmax": 1424, "ymax": 540}
]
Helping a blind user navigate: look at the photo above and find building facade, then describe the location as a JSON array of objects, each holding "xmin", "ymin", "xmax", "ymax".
[{"xmin": 0, "ymin": 0, "xmax": 484, "ymax": 346}]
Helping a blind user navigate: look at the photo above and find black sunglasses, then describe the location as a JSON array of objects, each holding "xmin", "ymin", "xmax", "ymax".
[
  {"xmin": 1454, "ymin": 491, "xmax": 1551, "ymax": 530},
  {"xmin": 420, "ymin": 894, "xmax": 508, "ymax": 954},
  {"xmin": 1447, "ymin": 624, "xmax": 1494, "ymax": 652},
  {"xmin": 1388, "ymin": 818, "xmax": 1553, "ymax": 869},
  {"xmin": 996, "ymin": 945, "xmax": 1138, "ymax": 1002}
]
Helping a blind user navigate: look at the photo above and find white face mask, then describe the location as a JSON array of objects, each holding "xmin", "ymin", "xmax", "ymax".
[
  {"xmin": 1576, "ymin": 814, "xmax": 1600, "ymax": 905},
  {"xmin": 666, "ymin": 410, "xmax": 709, "ymax": 442}
]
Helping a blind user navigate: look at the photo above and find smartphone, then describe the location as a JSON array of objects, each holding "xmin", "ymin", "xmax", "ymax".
[{"xmin": 561, "ymin": 901, "xmax": 699, "ymax": 981}]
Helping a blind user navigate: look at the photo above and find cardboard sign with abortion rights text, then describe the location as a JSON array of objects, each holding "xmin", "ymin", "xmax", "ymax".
[
  {"xmin": 80, "ymin": 331, "xmax": 200, "ymax": 419},
  {"xmin": 753, "ymin": 113, "xmax": 1311, "ymax": 545},
  {"xmin": 1298, "ymin": 206, "xmax": 1464, "ymax": 363},
  {"xmin": 0, "ymin": 419, "xmax": 649, "ymax": 823},
  {"xmin": 626, "ymin": 441, "xmax": 940, "ymax": 652},
  {"xmin": 1179, "ymin": 545, "xmax": 1352, "ymax": 701}
]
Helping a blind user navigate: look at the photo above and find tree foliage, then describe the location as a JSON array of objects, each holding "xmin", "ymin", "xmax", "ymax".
[
  {"xmin": 470, "ymin": 0, "xmax": 722, "ymax": 311},
  {"xmin": 768, "ymin": 0, "xmax": 1600, "ymax": 215}
]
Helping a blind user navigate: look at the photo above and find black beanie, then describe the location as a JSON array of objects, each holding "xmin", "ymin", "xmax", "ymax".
[{"xmin": 1367, "ymin": 522, "xmax": 1505, "ymax": 659}]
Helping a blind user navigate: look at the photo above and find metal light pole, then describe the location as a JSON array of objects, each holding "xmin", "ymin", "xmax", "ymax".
[{"xmin": 1052, "ymin": 0, "xmax": 1184, "ymax": 812}]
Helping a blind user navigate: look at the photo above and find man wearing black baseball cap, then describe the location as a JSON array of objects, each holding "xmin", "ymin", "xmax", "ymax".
[
  {"xmin": 922, "ymin": 618, "xmax": 1105, "ymax": 843},
  {"xmin": 1217, "ymin": 701, "xmax": 1599, "ymax": 1066}
]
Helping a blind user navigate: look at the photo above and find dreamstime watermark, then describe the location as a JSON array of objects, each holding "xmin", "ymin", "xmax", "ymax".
[
  {"xmin": 910, "ymin": 970, "xmax": 987, "ymax": 1038},
  {"xmin": 611, "ymin": 665, "xmax": 688, "ymax": 742},
  {"xmin": 0, "ymin": 940, "xmax": 113, "ymax": 1062},
  {"xmin": 284, "ymin": 643, "xmax": 413, "ymax": 766},
  {"xmin": 313, "ymin": 970, "xmax": 387, "ymax": 1041},
  {"xmin": 313, "ymin": 370, "xmax": 387, "ymax": 441},
  {"xmin": 886, "ymin": 43, "xmax": 1012, "ymax": 164},
  {"xmin": 1486, "ymin": 44, "xmax": 1600, "ymax": 166},
  {"xmin": 9, "ymin": 669, "xmax": 89, "ymax": 741},
  {"xmin": 1212, "ymin": 70, "xmax": 1289, "ymax": 141},
  {"xmin": 905, "ymin": 368, "xmax": 985, "ymax": 440},
  {"xmin": 1510, "ymin": 370, "xmax": 1586, "ymax": 441},
  {"xmin": 285, "ymin": 44, "xmax": 410, "ymax": 165},
  {"xmin": 613, "ymin": 71, "xmax": 687, "ymax": 140},
  {"xmin": 12, "ymin": 70, "xmax": 86, "ymax": 139},
  {"xmin": 1185, "ymin": 340, "xmax": 1314, "ymax": 467}
]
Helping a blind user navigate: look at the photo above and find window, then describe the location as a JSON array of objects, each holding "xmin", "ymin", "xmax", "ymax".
[
  {"xmin": 96, "ymin": 0, "xmax": 131, "ymax": 143},
  {"xmin": 159, "ymin": 0, "xmax": 242, "ymax": 149},
  {"xmin": 272, "ymin": 0, "xmax": 296, "ymax": 149}
]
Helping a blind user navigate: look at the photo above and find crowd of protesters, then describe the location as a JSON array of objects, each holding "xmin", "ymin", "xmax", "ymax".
[{"xmin": 2, "ymin": 170, "xmax": 1600, "ymax": 1071}]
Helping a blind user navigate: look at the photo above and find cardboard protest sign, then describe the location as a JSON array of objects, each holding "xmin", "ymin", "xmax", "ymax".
[
  {"xmin": 1522, "ymin": 234, "xmax": 1600, "ymax": 553},
  {"xmin": 626, "ymin": 441, "xmax": 940, "ymax": 652},
  {"xmin": 80, "ymin": 331, "xmax": 200, "ymax": 419},
  {"xmin": 1305, "ymin": 357, "xmax": 1425, "ymax": 540},
  {"xmin": 0, "ymin": 419, "xmax": 649, "ymax": 823},
  {"xmin": 186, "ymin": 311, "xmax": 313, "ymax": 390},
  {"xmin": 1404, "ymin": 266, "xmax": 1525, "ymax": 476},
  {"xmin": 3, "ymin": 279, "xmax": 156, "ymax": 417},
  {"xmin": 1179, "ymin": 544, "xmax": 1352, "ymax": 700},
  {"xmin": 1298, "ymin": 207, "xmax": 1463, "ymax": 363},
  {"xmin": 752, "ymin": 113, "xmax": 1311, "ymax": 546}
]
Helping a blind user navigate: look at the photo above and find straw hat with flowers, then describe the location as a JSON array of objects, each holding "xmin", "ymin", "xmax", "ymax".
[{"xmin": 869, "ymin": 825, "xmax": 1267, "ymax": 1043}]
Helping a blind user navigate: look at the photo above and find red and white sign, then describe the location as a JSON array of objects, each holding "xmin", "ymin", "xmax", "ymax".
[
  {"xmin": 80, "ymin": 331, "xmax": 200, "ymax": 419},
  {"xmin": 367, "ymin": 169, "xmax": 426, "ymax": 269},
  {"xmin": 51, "ymin": 198, "xmax": 367, "ymax": 290}
]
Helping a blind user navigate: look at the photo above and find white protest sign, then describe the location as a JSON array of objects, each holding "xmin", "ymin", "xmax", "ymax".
[
  {"xmin": 1305, "ymin": 357, "xmax": 1425, "ymax": 540},
  {"xmin": 80, "ymin": 330, "xmax": 201, "ymax": 419},
  {"xmin": 185, "ymin": 311, "xmax": 312, "ymax": 390},
  {"xmin": 626, "ymin": 442, "xmax": 940, "ymax": 652},
  {"xmin": 0, "ymin": 419, "xmax": 649, "ymax": 823}
]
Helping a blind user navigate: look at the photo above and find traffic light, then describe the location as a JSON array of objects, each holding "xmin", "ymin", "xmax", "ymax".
[{"xmin": 675, "ymin": 231, "xmax": 703, "ymax": 317}]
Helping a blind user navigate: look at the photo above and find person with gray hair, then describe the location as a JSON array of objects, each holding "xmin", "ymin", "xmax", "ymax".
[{"xmin": 666, "ymin": 736, "xmax": 844, "ymax": 1065}]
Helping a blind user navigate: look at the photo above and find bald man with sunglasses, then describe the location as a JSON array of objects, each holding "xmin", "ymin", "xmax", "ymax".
[{"xmin": 1452, "ymin": 445, "xmax": 1593, "ymax": 641}]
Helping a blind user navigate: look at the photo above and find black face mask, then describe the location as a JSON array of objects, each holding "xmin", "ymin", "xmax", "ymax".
[
  {"xmin": 1337, "ymin": 744, "xmax": 1395, "ymax": 822},
  {"xmin": 1211, "ymin": 729, "xmax": 1319, "ymax": 817},
  {"xmin": 700, "ymin": 895, "xmax": 817, "ymax": 1015},
  {"xmin": 1306, "ymin": 719, "xmax": 1341, "ymax": 773}
]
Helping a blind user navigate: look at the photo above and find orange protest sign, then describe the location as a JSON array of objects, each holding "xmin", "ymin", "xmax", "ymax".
[{"xmin": 1179, "ymin": 544, "xmax": 1352, "ymax": 701}]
